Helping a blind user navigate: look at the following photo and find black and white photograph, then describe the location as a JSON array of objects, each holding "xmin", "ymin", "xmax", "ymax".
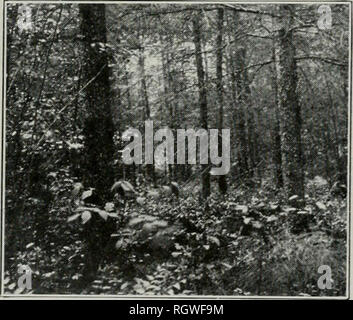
[{"xmin": 1, "ymin": 1, "xmax": 351, "ymax": 297}]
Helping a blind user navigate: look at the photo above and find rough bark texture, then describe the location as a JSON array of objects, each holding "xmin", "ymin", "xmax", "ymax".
[
  {"xmin": 231, "ymin": 13, "xmax": 249, "ymax": 181},
  {"xmin": 138, "ymin": 44, "xmax": 155, "ymax": 185},
  {"xmin": 80, "ymin": 4, "xmax": 114, "ymax": 197},
  {"xmin": 216, "ymin": 8, "xmax": 227, "ymax": 194},
  {"xmin": 80, "ymin": 4, "xmax": 116, "ymax": 283},
  {"xmin": 276, "ymin": 5, "xmax": 304, "ymax": 200},
  {"xmin": 193, "ymin": 11, "xmax": 210, "ymax": 201},
  {"xmin": 271, "ymin": 45, "xmax": 283, "ymax": 188}
]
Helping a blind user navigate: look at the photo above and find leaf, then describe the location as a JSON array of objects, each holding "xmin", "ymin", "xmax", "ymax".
[
  {"xmin": 22, "ymin": 133, "xmax": 32, "ymax": 140},
  {"xmin": 283, "ymin": 207, "xmax": 297, "ymax": 213},
  {"xmin": 121, "ymin": 282, "xmax": 129, "ymax": 290},
  {"xmin": 104, "ymin": 202, "xmax": 115, "ymax": 212},
  {"xmin": 43, "ymin": 272, "xmax": 55, "ymax": 278},
  {"xmin": 14, "ymin": 286, "xmax": 25, "ymax": 294},
  {"xmin": 171, "ymin": 252, "xmax": 182, "ymax": 258},
  {"xmin": 208, "ymin": 236, "xmax": 220, "ymax": 246},
  {"xmin": 221, "ymin": 262, "xmax": 233, "ymax": 270},
  {"xmin": 316, "ymin": 201, "xmax": 327, "ymax": 210},
  {"xmin": 81, "ymin": 189, "xmax": 93, "ymax": 200},
  {"xmin": 152, "ymin": 220, "xmax": 168, "ymax": 228},
  {"xmin": 136, "ymin": 197, "xmax": 145, "ymax": 205},
  {"xmin": 67, "ymin": 213, "xmax": 81, "ymax": 223},
  {"xmin": 267, "ymin": 215, "xmax": 278, "ymax": 222},
  {"xmin": 252, "ymin": 221, "xmax": 263, "ymax": 229},
  {"xmin": 173, "ymin": 283, "xmax": 181, "ymax": 290},
  {"xmin": 26, "ymin": 242, "xmax": 34, "ymax": 249},
  {"xmin": 236, "ymin": 205, "xmax": 249, "ymax": 215},
  {"xmin": 66, "ymin": 141, "xmax": 84, "ymax": 150},
  {"xmin": 289, "ymin": 195, "xmax": 299, "ymax": 201},
  {"xmin": 8, "ymin": 283, "xmax": 16, "ymax": 290},
  {"xmin": 107, "ymin": 212, "xmax": 119, "ymax": 218},
  {"xmin": 115, "ymin": 239, "xmax": 124, "ymax": 250},
  {"xmin": 47, "ymin": 172, "xmax": 57, "ymax": 178},
  {"xmin": 312, "ymin": 176, "xmax": 328, "ymax": 187},
  {"xmin": 243, "ymin": 217, "xmax": 252, "ymax": 225},
  {"xmin": 76, "ymin": 206, "xmax": 111, "ymax": 221},
  {"xmin": 136, "ymin": 288, "xmax": 145, "ymax": 294},
  {"xmin": 97, "ymin": 210, "xmax": 108, "ymax": 221},
  {"xmin": 81, "ymin": 211, "xmax": 92, "ymax": 224},
  {"xmin": 129, "ymin": 215, "xmax": 157, "ymax": 227},
  {"xmin": 111, "ymin": 180, "xmax": 136, "ymax": 194},
  {"xmin": 203, "ymin": 245, "xmax": 210, "ymax": 250},
  {"xmin": 102, "ymin": 286, "xmax": 111, "ymax": 290},
  {"xmin": 170, "ymin": 181, "xmax": 180, "ymax": 190}
]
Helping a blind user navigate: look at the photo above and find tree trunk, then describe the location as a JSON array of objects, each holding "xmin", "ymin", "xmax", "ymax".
[
  {"xmin": 216, "ymin": 8, "xmax": 227, "ymax": 194},
  {"xmin": 231, "ymin": 12, "xmax": 249, "ymax": 182},
  {"xmin": 193, "ymin": 11, "xmax": 210, "ymax": 201},
  {"xmin": 79, "ymin": 3, "xmax": 116, "ymax": 283},
  {"xmin": 270, "ymin": 44, "xmax": 283, "ymax": 188},
  {"xmin": 160, "ymin": 34, "xmax": 176, "ymax": 181},
  {"xmin": 276, "ymin": 5, "xmax": 304, "ymax": 200},
  {"xmin": 138, "ymin": 42, "xmax": 155, "ymax": 185}
]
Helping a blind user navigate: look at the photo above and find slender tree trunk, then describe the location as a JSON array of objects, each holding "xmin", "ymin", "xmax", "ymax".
[
  {"xmin": 193, "ymin": 11, "xmax": 210, "ymax": 201},
  {"xmin": 123, "ymin": 60, "xmax": 136, "ymax": 183},
  {"xmin": 232, "ymin": 55, "xmax": 249, "ymax": 179},
  {"xmin": 270, "ymin": 45, "xmax": 283, "ymax": 188},
  {"xmin": 138, "ymin": 43, "xmax": 155, "ymax": 185},
  {"xmin": 216, "ymin": 8, "xmax": 227, "ymax": 194},
  {"xmin": 276, "ymin": 5, "xmax": 304, "ymax": 200},
  {"xmin": 160, "ymin": 33, "xmax": 175, "ymax": 181},
  {"xmin": 242, "ymin": 58, "xmax": 256, "ymax": 181}
]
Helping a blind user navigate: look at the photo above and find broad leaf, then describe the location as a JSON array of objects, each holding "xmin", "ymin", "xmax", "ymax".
[
  {"xmin": 67, "ymin": 213, "xmax": 81, "ymax": 222},
  {"xmin": 104, "ymin": 202, "xmax": 115, "ymax": 212},
  {"xmin": 208, "ymin": 236, "xmax": 220, "ymax": 246},
  {"xmin": 316, "ymin": 201, "xmax": 327, "ymax": 210},
  {"xmin": 97, "ymin": 210, "xmax": 108, "ymax": 221},
  {"xmin": 81, "ymin": 211, "xmax": 92, "ymax": 224},
  {"xmin": 81, "ymin": 189, "xmax": 93, "ymax": 200}
]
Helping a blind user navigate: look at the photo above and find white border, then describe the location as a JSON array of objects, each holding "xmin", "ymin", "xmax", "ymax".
[{"xmin": 0, "ymin": 0, "xmax": 352, "ymax": 300}]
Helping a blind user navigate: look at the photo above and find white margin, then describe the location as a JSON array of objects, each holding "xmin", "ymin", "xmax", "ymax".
[{"xmin": 0, "ymin": 0, "xmax": 352, "ymax": 300}]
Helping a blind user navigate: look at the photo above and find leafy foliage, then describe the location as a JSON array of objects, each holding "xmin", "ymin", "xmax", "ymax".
[{"xmin": 5, "ymin": 3, "xmax": 348, "ymax": 296}]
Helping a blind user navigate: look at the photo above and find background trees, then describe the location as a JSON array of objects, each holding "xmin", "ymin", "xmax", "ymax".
[{"xmin": 4, "ymin": 3, "xmax": 349, "ymax": 295}]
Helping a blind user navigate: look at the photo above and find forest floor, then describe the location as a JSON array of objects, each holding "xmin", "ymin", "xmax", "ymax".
[{"xmin": 4, "ymin": 176, "xmax": 347, "ymax": 296}]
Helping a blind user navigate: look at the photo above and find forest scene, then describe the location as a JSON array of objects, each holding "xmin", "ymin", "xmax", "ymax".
[{"xmin": 3, "ymin": 2, "xmax": 349, "ymax": 296}]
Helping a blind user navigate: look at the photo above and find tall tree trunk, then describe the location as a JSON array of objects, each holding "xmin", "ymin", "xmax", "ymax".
[
  {"xmin": 231, "ymin": 12, "xmax": 249, "ymax": 182},
  {"xmin": 160, "ymin": 33, "xmax": 176, "ymax": 181},
  {"xmin": 80, "ymin": 3, "xmax": 116, "ymax": 283},
  {"xmin": 242, "ymin": 56, "xmax": 256, "ymax": 181},
  {"xmin": 276, "ymin": 5, "xmax": 304, "ymax": 200},
  {"xmin": 216, "ymin": 8, "xmax": 227, "ymax": 194},
  {"xmin": 193, "ymin": 11, "xmax": 210, "ymax": 201},
  {"xmin": 270, "ymin": 44, "xmax": 283, "ymax": 188},
  {"xmin": 138, "ymin": 43, "xmax": 155, "ymax": 185}
]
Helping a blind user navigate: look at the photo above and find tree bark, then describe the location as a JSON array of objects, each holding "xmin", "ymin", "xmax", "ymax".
[
  {"xmin": 231, "ymin": 12, "xmax": 249, "ymax": 182},
  {"xmin": 270, "ymin": 44, "xmax": 283, "ymax": 188},
  {"xmin": 276, "ymin": 5, "xmax": 304, "ymax": 200},
  {"xmin": 138, "ymin": 41, "xmax": 155, "ymax": 185},
  {"xmin": 193, "ymin": 11, "xmax": 210, "ymax": 201},
  {"xmin": 216, "ymin": 8, "xmax": 227, "ymax": 194},
  {"xmin": 79, "ymin": 3, "xmax": 116, "ymax": 283}
]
